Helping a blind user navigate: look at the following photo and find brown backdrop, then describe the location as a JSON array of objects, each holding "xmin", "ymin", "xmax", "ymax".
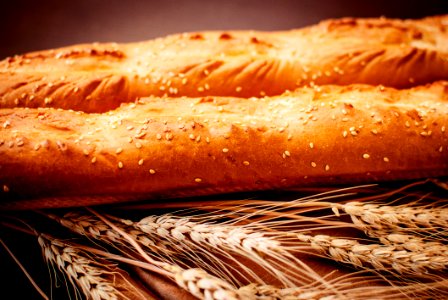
[{"xmin": 0, "ymin": 0, "xmax": 447, "ymax": 59}]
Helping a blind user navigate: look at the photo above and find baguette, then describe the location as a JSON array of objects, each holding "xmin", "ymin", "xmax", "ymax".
[
  {"xmin": 1, "ymin": 82, "xmax": 447, "ymax": 207},
  {"xmin": 1, "ymin": 15, "xmax": 447, "ymax": 113}
]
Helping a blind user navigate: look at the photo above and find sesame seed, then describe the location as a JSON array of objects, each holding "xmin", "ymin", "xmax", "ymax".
[
  {"xmin": 3, "ymin": 185, "xmax": 9, "ymax": 192},
  {"xmin": 149, "ymin": 169, "xmax": 156, "ymax": 174},
  {"xmin": 195, "ymin": 178, "xmax": 202, "ymax": 183},
  {"xmin": 118, "ymin": 161, "xmax": 124, "ymax": 169},
  {"xmin": 165, "ymin": 133, "xmax": 173, "ymax": 140},
  {"xmin": 371, "ymin": 129, "xmax": 378, "ymax": 135},
  {"xmin": 439, "ymin": 146, "xmax": 443, "ymax": 153},
  {"xmin": 91, "ymin": 157, "xmax": 97, "ymax": 164},
  {"xmin": 363, "ymin": 153, "xmax": 370, "ymax": 159},
  {"xmin": 126, "ymin": 126, "xmax": 134, "ymax": 131},
  {"xmin": 287, "ymin": 134, "xmax": 292, "ymax": 140},
  {"xmin": 442, "ymin": 126, "xmax": 446, "ymax": 133},
  {"xmin": 156, "ymin": 133, "xmax": 162, "ymax": 140},
  {"xmin": 342, "ymin": 118, "xmax": 348, "ymax": 122},
  {"xmin": 138, "ymin": 159, "xmax": 144, "ymax": 165},
  {"xmin": 311, "ymin": 162, "xmax": 317, "ymax": 168},
  {"xmin": 405, "ymin": 121, "xmax": 411, "ymax": 128},
  {"xmin": 135, "ymin": 142, "xmax": 142, "ymax": 149},
  {"xmin": 34, "ymin": 144, "xmax": 41, "ymax": 151},
  {"xmin": 116, "ymin": 148, "xmax": 123, "ymax": 154},
  {"xmin": 342, "ymin": 109, "xmax": 347, "ymax": 115},
  {"xmin": 182, "ymin": 78, "xmax": 188, "ymax": 85},
  {"xmin": 342, "ymin": 131, "xmax": 348, "ymax": 138},
  {"xmin": 73, "ymin": 87, "xmax": 79, "ymax": 93},
  {"xmin": 383, "ymin": 157, "xmax": 389, "ymax": 162},
  {"xmin": 235, "ymin": 86, "xmax": 242, "ymax": 92},
  {"xmin": 420, "ymin": 131, "xmax": 428, "ymax": 137},
  {"xmin": 222, "ymin": 148, "xmax": 229, "ymax": 153},
  {"xmin": 189, "ymin": 134, "xmax": 195, "ymax": 140},
  {"xmin": 325, "ymin": 164, "xmax": 330, "ymax": 171},
  {"xmin": 83, "ymin": 149, "xmax": 90, "ymax": 156},
  {"xmin": 206, "ymin": 137, "xmax": 210, "ymax": 143},
  {"xmin": 128, "ymin": 137, "xmax": 133, "ymax": 143},
  {"xmin": 204, "ymin": 83, "xmax": 210, "ymax": 90},
  {"xmin": 284, "ymin": 150, "xmax": 291, "ymax": 157},
  {"xmin": 243, "ymin": 161, "xmax": 250, "ymax": 166},
  {"xmin": 197, "ymin": 86, "xmax": 204, "ymax": 92},
  {"xmin": 196, "ymin": 136, "xmax": 201, "ymax": 142},
  {"xmin": 135, "ymin": 131, "xmax": 146, "ymax": 139},
  {"xmin": 309, "ymin": 142, "xmax": 314, "ymax": 149}
]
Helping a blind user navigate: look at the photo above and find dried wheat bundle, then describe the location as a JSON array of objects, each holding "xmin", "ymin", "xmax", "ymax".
[{"xmin": 2, "ymin": 180, "xmax": 447, "ymax": 299}]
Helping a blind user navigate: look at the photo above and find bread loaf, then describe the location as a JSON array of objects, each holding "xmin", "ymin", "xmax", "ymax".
[
  {"xmin": 1, "ymin": 82, "xmax": 447, "ymax": 207},
  {"xmin": 1, "ymin": 15, "xmax": 447, "ymax": 113}
]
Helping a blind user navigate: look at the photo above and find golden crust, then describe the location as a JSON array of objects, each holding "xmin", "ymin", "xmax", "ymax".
[
  {"xmin": 1, "ymin": 82, "xmax": 447, "ymax": 204},
  {"xmin": 1, "ymin": 15, "xmax": 447, "ymax": 112}
]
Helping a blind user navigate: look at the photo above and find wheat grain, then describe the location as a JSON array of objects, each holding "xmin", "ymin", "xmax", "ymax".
[
  {"xmin": 378, "ymin": 233, "xmax": 447, "ymax": 254},
  {"xmin": 174, "ymin": 267, "xmax": 240, "ymax": 300},
  {"xmin": 237, "ymin": 283, "xmax": 339, "ymax": 300}
]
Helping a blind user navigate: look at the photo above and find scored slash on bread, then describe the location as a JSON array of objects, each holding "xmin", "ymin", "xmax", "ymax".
[
  {"xmin": 0, "ymin": 15, "xmax": 447, "ymax": 112},
  {"xmin": 0, "ymin": 83, "xmax": 446, "ymax": 205}
]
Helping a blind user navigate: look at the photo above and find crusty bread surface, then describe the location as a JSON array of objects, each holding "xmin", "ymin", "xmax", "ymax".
[
  {"xmin": 0, "ymin": 15, "xmax": 447, "ymax": 112},
  {"xmin": 1, "ymin": 82, "xmax": 447, "ymax": 204}
]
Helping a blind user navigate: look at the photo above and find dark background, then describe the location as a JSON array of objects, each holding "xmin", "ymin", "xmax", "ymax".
[
  {"xmin": 0, "ymin": 0, "xmax": 447, "ymax": 59},
  {"xmin": 1, "ymin": 0, "xmax": 447, "ymax": 299}
]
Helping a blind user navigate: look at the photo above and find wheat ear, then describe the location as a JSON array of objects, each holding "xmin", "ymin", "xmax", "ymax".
[
  {"xmin": 38, "ymin": 233, "xmax": 125, "ymax": 300},
  {"xmin": 47, "ymin": 211, "xmax": 175, "ymax": 258},
  {"xmin": 335, "ymin": 201, "xmax": 447, "ymax": 238},
  {"xmin": 131, "ymin": 214, "xmax": 331, "ymax": 288},
  {"xmin": 294, "ymin": 233, "xmax": 447, "ymax": 276},
  {"xmin": 49, "ymin": 211, "xmax": 258, "ymax": 286}
]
